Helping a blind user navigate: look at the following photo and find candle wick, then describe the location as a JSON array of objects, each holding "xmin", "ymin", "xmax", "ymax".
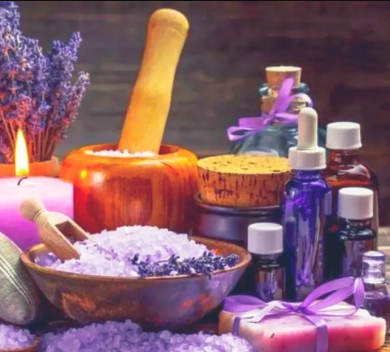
[{"xmin": 17, "ymin": 177, "xmax": 29, "ymax": 186}]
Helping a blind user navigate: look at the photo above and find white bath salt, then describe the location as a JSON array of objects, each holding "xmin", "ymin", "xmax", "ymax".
[{"xmin": 85, "ymin": 149, "xmax": 156, "ymax": 157}]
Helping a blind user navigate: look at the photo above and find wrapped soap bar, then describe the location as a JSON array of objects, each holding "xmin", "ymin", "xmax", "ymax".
[{"xmin": 219, "ymin": 277, "xmax": 386, "ymax": 352}]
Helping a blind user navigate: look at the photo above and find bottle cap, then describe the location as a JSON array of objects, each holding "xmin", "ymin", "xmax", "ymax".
[
  {"xmin": 247, "ymin": 222, "xmax": 283, "ymax": 255},
  {"xmin": 338, "ymin": 187, "xmax": 374, "ymax": 220},
  {"xmin": 288, "ymin": 107, "xmax": 326, "ymax": 170},
  {"xmin": 326, "ymin": 122, "xmax": 362, "ymax": 150}
]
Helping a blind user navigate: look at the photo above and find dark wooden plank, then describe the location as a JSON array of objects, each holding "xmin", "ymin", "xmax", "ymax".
[{"xmin": 12, "ymin": 1, "xmax": 390, "ymax": 224}]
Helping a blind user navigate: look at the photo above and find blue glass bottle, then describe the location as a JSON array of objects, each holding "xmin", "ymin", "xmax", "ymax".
[{"xmin": 282, "ymin": 107, "xmax": 331, "ymax": 301}]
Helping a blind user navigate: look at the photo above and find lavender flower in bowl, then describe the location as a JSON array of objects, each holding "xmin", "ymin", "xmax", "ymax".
[
  {"xmin": 20, "ymin": 227, "xmax": 251, "ymax": 330},
  {"xmin": 0, "ymin": 1, "xmax": 90, "ymax": 164}
]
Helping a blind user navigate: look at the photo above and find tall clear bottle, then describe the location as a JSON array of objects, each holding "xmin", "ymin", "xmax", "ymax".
[
  {"xmin": 324, "ymin": 122, "xmax": 379, "ymax": 242},
  {"xmin": 282, "ymin": 107, "xmax": 331, "ymax": 302},
  {"xmin": 362, "ymin": 251, "xmax": 390, "ymax": 331}
]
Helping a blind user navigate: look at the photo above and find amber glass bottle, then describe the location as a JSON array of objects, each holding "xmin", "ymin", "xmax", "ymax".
[{"xmin": 324, "ymin": 122, "xmax": 379, "ymax": 279}]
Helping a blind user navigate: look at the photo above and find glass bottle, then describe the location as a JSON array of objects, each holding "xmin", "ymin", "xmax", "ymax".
[
  {"xmin": 247, "ymin": 222, "xmax": 284, "ymax": 301},
  {"xmin": 324, "ymin": 122, "xmax": 379, "ymax": 242},
  {"xmin": 282, "ymin": 107, "xmax": 331, "ymax": 302},
  {"xmin": 326, "ymin": 187, "xmax": 376, "ymax": 279},
  {"xmin": 362, "ymin": 251, "xmax": 390, "ymax": 331}
]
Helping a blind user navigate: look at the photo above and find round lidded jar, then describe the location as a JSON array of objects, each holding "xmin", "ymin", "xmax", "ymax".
[{"xmin": 59, "ymin": 143, "xmax": 198, "ymax": 234}]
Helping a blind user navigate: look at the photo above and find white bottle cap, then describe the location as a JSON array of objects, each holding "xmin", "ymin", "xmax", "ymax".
[
  {"xmin": 326, "ymin": 122, "xmax": 362, "ymax": 150},
  {"xmin": 288, "ymin": 107, "xmax": 326, "ymax": 170},
  {"xmin": 247, "ymin": 222, "xmax": 283, "ymax": 255},
  {"xmin": 338, "ymin": 187, "xmax": 374, "ymax": 220}
]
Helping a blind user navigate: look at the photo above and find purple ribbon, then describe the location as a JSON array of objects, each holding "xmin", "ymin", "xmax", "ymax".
[
  {"xmin": 227, "ymin": 78, "xmax": 313, "ymax": 142},
  {"xmin": 223, "ymin": 277, "xmax": 364, "ymax": 352}
]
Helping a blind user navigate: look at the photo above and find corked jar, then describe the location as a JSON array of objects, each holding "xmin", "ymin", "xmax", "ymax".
[{"xmin": 194, "ymin": 154, "xmax": 291, "ymax": 248}]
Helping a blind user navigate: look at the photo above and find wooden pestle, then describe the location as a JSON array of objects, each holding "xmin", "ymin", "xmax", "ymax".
[
  {"xmin": 118, "ymin": 9, "xmax": 189, "ymax": 154},
  {"xmin": 20, "ymin": 199, "xmax": 89, "ymax": 261}
]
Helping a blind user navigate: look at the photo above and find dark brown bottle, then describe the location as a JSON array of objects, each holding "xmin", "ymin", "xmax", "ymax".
[
  {"xmin": 324, "ymin": 122, "xmax": 379, "ymax": 230},
  {"xmin": 324, "ymin": 122, "xmax": 379, "ymax": 280}
]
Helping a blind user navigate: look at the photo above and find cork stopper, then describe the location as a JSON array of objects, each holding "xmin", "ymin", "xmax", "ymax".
[
  {"xmin": 197, "ymin": 155, "xmax": 291, "ymax": 207},
  {"xmin": 266, "ymin": 66, "xmax": 301, "ymax": 89}
]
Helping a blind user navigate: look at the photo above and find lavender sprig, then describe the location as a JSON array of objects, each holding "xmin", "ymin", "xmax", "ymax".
[{"xmin": 0, "ymin": 1, "xmax": 90, "ymax": 163}]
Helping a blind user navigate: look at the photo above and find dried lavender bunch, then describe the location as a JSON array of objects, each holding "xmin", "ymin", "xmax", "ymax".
[
  {"xmin": 0, "ymin": 1, "xmax": 90, "ymax": 163},
  {"xmin": 133, "ymin": 251, "xmax": 240, "ymax": 278}
]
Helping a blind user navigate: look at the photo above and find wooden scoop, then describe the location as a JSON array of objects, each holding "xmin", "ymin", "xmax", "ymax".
[
  {"xmin": 118, "ymin": 9, "xmax": 189, "ymax": 154},
  {"xmin": 20, "ymin": 199, "xmax": 89, "ymax": 261}
]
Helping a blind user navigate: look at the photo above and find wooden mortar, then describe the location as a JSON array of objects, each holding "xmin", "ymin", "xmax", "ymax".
[
  {"xmin": 197, "ymin": 155, "xmax": 291, "ymax": 207},
  {"xmin": 118, "ymin": 9, "xmax": 189, "ymax": 154},
  {"xmin": 60, "ymin": 144, "xmax": 198, "ymax": 234}
]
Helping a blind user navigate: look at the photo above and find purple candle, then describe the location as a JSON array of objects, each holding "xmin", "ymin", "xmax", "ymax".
[{"xmin": 0, "ymin": 130, "xmax": 73, "ymax": 250}]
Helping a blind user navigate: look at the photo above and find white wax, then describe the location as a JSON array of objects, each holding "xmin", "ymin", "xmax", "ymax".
[{"xmin": 0, "ymin": 177, "xmax": 73, "ymax": 251}]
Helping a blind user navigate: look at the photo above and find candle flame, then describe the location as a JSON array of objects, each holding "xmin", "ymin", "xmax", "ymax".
[{"xmin": 15, "ymin": 129, "xmax": 29, "ymax": 177}]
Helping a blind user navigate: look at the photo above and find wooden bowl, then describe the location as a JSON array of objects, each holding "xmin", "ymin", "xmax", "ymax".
[
  {"xmin": 59, "ymin": 143, "xmax": 198, "ymax": 234},
  {"xmin": 0, "ymin": 337, "xmax": 41, "ymax": 352},
  {"xmin": 21, "ymin": 237, "xmax": 251, "ymax": 330}
]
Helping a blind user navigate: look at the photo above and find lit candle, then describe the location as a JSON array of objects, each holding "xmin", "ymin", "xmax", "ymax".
[{"xmin": 0, "ymin": 129, "xmax": 73, "ymax": 250}]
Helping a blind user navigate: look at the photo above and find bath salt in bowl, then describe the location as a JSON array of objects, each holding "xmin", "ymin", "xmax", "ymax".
[
  {"xmin": 36, "ymin": 226, "xmax": 239, "ymax": 278},
  {"xmin": 39, "ymin": 319, "xmax": 253, "ymax": 352},
  {"xmin": 0, "ymin": 325, "xmax": 40, "ymax": 352},
  {"xmin": 21, "ymin": 233, "xmax": 251, "ymax": 329}
]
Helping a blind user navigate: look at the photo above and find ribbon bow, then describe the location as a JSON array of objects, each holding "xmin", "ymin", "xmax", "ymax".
[
  {"xmin": 227, "ymin": 78, "xmax": 313, "ymax": 142},
  {"xmin": 223, "ymin": 277, "xmax": 364, "ymax": 352}
]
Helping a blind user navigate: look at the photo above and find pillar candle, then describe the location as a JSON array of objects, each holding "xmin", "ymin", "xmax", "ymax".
[{"xmin": 0, "ymin": 176, "xmax": 73, "ymax": 251}]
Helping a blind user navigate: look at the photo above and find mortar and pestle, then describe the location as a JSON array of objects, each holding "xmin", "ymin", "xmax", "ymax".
[{"xmin": 60, "ymin": 9, "xmax": 198, "ymax": 234}]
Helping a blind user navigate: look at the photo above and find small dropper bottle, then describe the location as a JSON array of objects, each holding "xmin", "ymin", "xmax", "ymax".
[
  {"xmin": 282, "ymin": 107, "xmax": 331, "ymax": 301},
  {"xmin": 362, "ymin": 251, "xmax": 390, "ymax": 331},
  {"xmin": 247, "ymin": 222, "xmax": 284, "ymax": 302},
  {"xmin": 327, "ymin": 187, "xmax": 376, "ymax": 279}
]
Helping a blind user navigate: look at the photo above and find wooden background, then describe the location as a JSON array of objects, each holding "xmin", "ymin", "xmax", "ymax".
[{"xmin": 18, "ymin": 1, "xmax": 390, "ymax": 224}]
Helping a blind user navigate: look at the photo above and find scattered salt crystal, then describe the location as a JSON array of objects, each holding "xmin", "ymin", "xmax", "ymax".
[
  {"xmin": 37, "ymin": 226, "xmax": 210, "ymax": 277},
  {"xmin": 39, "ymin": 320, "xmax": 253, "ymax": 352},
  {"xmin": 0, "ymin": 324, "xmax": 34, "ymax": 349},
  {"xmin": 85, "ymin": 149, "xmax": 155, "ymax": 157}
]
